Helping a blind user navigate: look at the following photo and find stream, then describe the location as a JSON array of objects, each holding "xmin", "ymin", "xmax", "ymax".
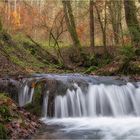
[
  {"xmin": 34, "ymin": 117, "xmax": 140, "ymax": 139},
  {"xmin": 18, "ymin": 74, "xmax": 140, "ymax": 139}
]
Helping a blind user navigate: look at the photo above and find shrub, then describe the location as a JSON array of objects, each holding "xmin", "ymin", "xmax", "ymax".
[
  {"xmin": 120, "ymin": 44, "xmax": 135, "ymax": 60},
  {"xmin": 0, "ymin": 105, "xmax": 12, "ymax": 123}
]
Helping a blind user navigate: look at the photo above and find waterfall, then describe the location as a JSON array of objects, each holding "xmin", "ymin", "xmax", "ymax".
[
  {"xmin": 53, "ymin": 83, "xmax": 140, "ymax": 118},
  {"xmin": 18, "ymin": 75, "xmax": 140, "ymax": 118},
  {"xmin": 18, "ymin": 79, "xmax": 34, "ymax": 107},
  {"xmin": 42, "ymin": 91, "xmax": 49, "ymax": 118}
]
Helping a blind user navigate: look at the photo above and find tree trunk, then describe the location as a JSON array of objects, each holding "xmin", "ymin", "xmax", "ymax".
[
  {"xmin": 104, "ymin": 1, "xmax": 107, "ymax": 52},
  {"xmin": 0, "ymin": 17, "xmax": 2, "ymax": 32},
  {"xmin": 62, "ymin": 0, "xmax": 81, "ymax": 47},
  {"xmin": 95, "ymin": 1, "xmax": 109, "ymax": 55},
  {"xmin": 124, "ymin": 0, "xmax": 140, "ymax": 47},
  {"xmin": 108, "ymin": 0, "xmax": 122, "ymax": 45},
  {"xmin": 89, "ymin": 0, "xmax": 95, "ymax": 48}
]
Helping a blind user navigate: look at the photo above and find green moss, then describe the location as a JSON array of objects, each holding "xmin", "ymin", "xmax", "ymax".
[
  {"xmin": 13, "ymin": 33, "xmax": 34, "ymax": 45},
  {"xmin": 0, "ymin": 94, "xmax": 13, "ymax": 123},
  {"xmin": 10, "ymin": 56, "xmax": 26, "ymax": 67},
  {"xmin": 10, "ymin": 50, "xmax": 44, "ymax": 70},
  {"xmin": 2, "ymin": 34, "xmax": 45, "ymax": 72},
  {"xmin": 0, "ymin": 105, "xmax": 12, "ymax": 123},
  {"xmin": 4, "ymin": 46, "xmax": 15, "ymax": 53},
  {"xmin": 0, "ymin": 94, "xmax": 8, "ymax": 100},
  {"xmin": 0, "ymin": 124, "xmax": 7, "ymax": 139},
  {"xmin": 84, "ymin": 66, "xmax": 98, "ymax": 74}
]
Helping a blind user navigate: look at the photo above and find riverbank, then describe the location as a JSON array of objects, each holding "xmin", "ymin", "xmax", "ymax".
[{"xmin": 0, "ymin": 94, "xmax": 41, "ymax": 139}]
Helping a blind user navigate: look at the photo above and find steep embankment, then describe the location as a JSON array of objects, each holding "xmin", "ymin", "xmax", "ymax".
[
  {"xmin": 0, "ymin": 32, "xmax": 59, "ymax": 76},
  {"xmin": 0, "ymin": 94, "xmax": 41, "ymax": 139},
  {"xmin": 93, "ymin": 47, "xmax": 140, "ymax": 76},
  {"xmin": 0, "ymin": 32, "xmax": 140, "ymax": 76}
]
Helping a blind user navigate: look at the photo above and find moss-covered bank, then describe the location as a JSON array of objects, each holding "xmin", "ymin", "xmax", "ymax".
[{"xmin": 0, "ymin": 93, "xmax": 41, "ymax": 139}]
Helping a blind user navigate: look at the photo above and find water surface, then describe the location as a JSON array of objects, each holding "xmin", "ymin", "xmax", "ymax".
[{"xmin": 34, "ymin": 117, "xmax": 140, "ymax": 139}]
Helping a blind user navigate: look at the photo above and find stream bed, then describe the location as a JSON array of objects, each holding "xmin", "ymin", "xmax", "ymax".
[
  {"xmin": 34, "ymin": 117, "xmax": 140, "ymax": 139},
  {"xmin": 18, "ymin": 74, "xmax": 140, "ymax": 139}
]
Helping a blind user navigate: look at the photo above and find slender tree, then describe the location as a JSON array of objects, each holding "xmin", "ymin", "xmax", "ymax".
[
  {"xmin": 108, "ymin": 0, "xmax": 122, "ymax": 45},
  {"xmin": 95, "ymin": 1, "xmax": 109, "ymax": 54},
  {"xmin": 0, "ymin": 18, "xmax": 2, "ymax": 31},
  {"xmin": 89, "ymin": 0, "xmax": 95, "ymax": 48},
  {"xmin": 124, "ymin": 0, "xmax": 140, "ymax": 47},
  {"xmin": 62, "ymin": 0, "xmax": 81, "ymax": 47}
]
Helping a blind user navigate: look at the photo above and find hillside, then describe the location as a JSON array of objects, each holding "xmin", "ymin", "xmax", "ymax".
[
  {"xmin": 0, "ymin": 94, "xmax": 41, "ymax": 139},
  {"xmin": 0, "ymin": 32, "xmax": 61, "ymax": 76},
  {"xmin": 0, "ymin": 32, "xmax": 140, "ymax": 77}
]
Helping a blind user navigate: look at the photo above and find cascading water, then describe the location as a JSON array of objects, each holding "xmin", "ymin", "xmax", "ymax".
[
  {"xmin": 18, "ymin": 79, "xmax": 35, "ymax": 107},
  {"xmin": 19, "ymin": 75, "xmax": 140, "ymax": 139},
  {"xmin": 54, "ymin": 82, "xmax": 140, "ymax": 118},
  {"xmin": 18, "ymin": 75, "xmax": 140, "ymax": 118}
]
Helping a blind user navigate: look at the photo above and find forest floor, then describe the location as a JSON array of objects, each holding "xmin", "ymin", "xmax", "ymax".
[
  {"xmin": 0, "ymin": 33, "xmax": 82, "ymax": 76},
  {"xmin": 0, "ymin": 32, "xmax": 140, "ymax": 78}
]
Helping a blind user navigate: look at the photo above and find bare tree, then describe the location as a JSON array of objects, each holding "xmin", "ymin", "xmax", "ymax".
[
  {"xmin": 108, "ymin": 0, "xmax": 122, "ymax": 45},
  {"xmin": 0, "ymin": 17, "xmax": 2, "ymax": 31},
  {"xmin": 95, "ymin": 1, "xmax": 109, "ymax": 54},
  {"xmin": 62, "ymin": 0, "xmax": 81, "ymax": 47},
  {"xmin": 49, "ymin": 10, "xmax": 67, "ymax": 65},
  {"xmin": 89, "ymin": 0, "xmax": 95, "ymax": 48}
]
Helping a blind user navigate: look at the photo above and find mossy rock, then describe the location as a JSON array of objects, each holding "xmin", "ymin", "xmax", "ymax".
[{"xmin": 0, "ymin": 123, "xmax": 7, "ymax": 139}]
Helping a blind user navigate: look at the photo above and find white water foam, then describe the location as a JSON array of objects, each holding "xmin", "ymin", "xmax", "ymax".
[
  {"xmin": 41, "ymin": 117, "xmax": 140, "ymax": 140},
  {"xmin": 54, "ymin": 83, "xmax": 140, "ymax": 118}
]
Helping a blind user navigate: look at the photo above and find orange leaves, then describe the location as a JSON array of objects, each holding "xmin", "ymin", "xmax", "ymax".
[
  {"xmin": 12, "ymin": 10, "xmax": 21, "ymax": 28},
  {"xmin": 123, "ymin": 36, "xmax": 131, "ymax": 44},
  {"xmin": 76, "ymin": 23, "xmax": 88, "ymax": 42},
  {"xmin": 31, "ymin": 82, "xmax": 36, "ymax": 88},
  {"xmin": 77, "ymin": 24, "xmax": 85, "ymax": 38},
  {"xmin": 25, "ymin": 68, "xmax": 34, "ymax": 73}
]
